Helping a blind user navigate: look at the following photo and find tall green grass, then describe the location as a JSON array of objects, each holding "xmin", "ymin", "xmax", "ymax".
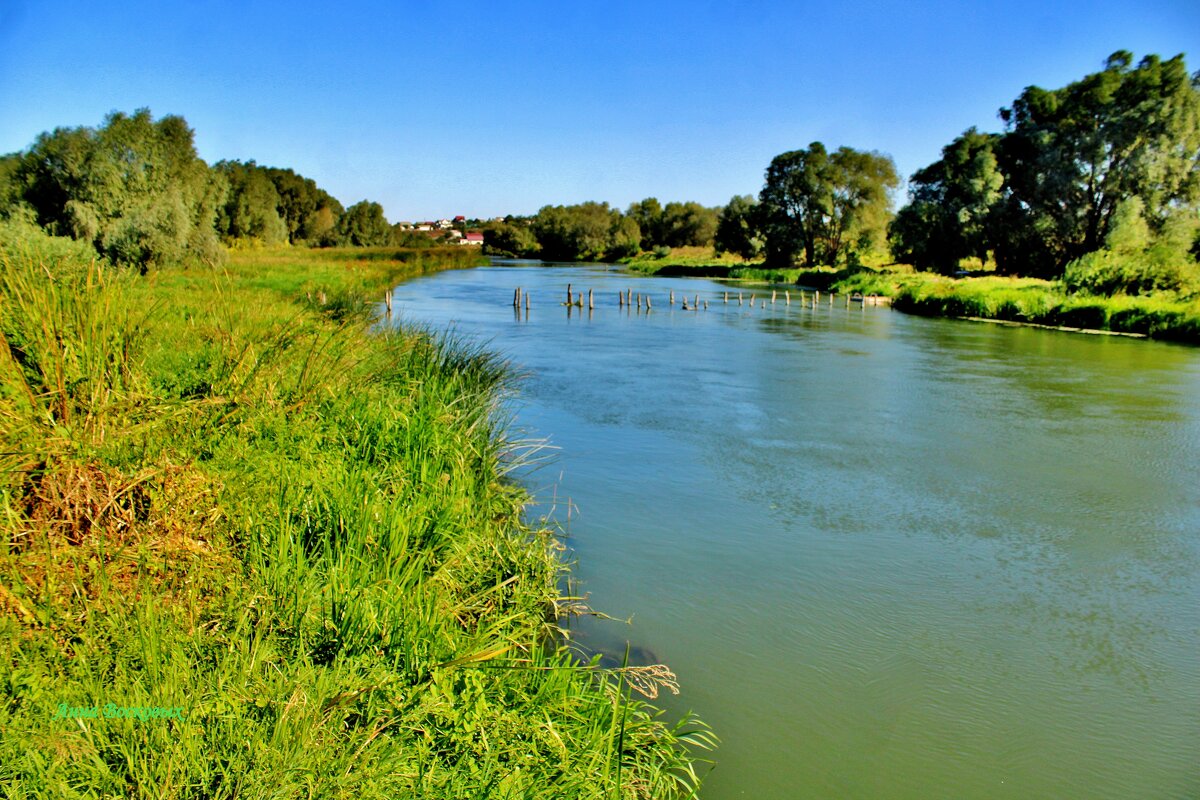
[{"xmin": 0, "ymin": 231, "xmax": 712, "ymax": 798}]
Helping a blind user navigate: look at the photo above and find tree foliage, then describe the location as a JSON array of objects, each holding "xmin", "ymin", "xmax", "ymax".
[
  {"xmin": 529, "ymin": 202, "xmax": 639, "ymax": 261},
  {"xmin": 889, "ymin": 129, "xmax": 1003, "ymax": 274},
  {"xmin": 759, "ymin": 142, "xmax": 898, "ymax": 268},
  {"xmin": 624, "ymin": 198, "xmax": 718, "ymax": 249},
  {"xmin": 996, "ymin": 52, "xmax": 1200, "ymax": 275},
  {"xmin": 214, "ymin": 160, "xmax": 288, "ymax": 245},
  {"xmin": 714, "ymin": 194, "xmax": 764, "ymax": 259},
  {"xmin": 894, "ymin": 51, "xmax": 1200, "ymax": 286},
  {"xmin": 335, "ymin": 201, "xmax": 391, "ymax": 247},
  {"xmin": 14, "ymin": 109, "xmax": 225, "ymax": 269},
  {"xmin": 482, "ymin": 220, "xmax": 539, "ymax": 257}
]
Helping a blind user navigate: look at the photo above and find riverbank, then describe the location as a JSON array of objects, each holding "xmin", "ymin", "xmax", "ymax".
[
  {"xmin": 0, "ymin": 230, "xmax": 711, "ymax": 798},
  {"xmin": 619, "ymin": 249, "xmax": 1200, "ymax": 345},
  {"xmin": 829, "ymin": 270, "xmax": 1200, "ymax": 344}
]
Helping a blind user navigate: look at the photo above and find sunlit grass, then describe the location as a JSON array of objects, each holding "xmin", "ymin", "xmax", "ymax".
[{"xmin": 0, "ymin": 227, "xmax": 712, "ymax": 798}]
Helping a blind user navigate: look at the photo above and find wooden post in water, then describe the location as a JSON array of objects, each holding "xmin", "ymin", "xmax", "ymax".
[
  {"xmin": 525, "ymin": 290, "xmax": 530, "ymax": 311},
  {"xmin": 588, "ymin": 288, "xmax": 594, "ymax": 310},
  {"xmin": 567, "ymin": 283, "xmax": 573, "ymax": 306},
  {"xmin": 681, "ymin": 295, "xmax": 689, "ymax": 310},
  {"xmin": 513, "ymin": 288, "xmax": 519, "ymax": 308},
  {"xmin": 829, "ymin": 292, "xmax": 834, "ymax": 305},
  {"xmin": 786, "ymin": 290, "xmax": 791, "ymax": 306},
  {"xmin": 619, "ymin": 291, "xmax": 624, "ymax": 307},
  {"xmin": 724, "ymin": 291, "xmax": 729, "ymax": 304},
  {"xmin": 646, "ymin": 295, "xmax": 652, "ymax": 310},
  {"xmin": 750, "ymin": 294, "xmax": 756, "ymax": 308},
  {"xmin": 670, "ymin": 289, "xmax": 675, "ymax": 305},
  {"xmin": 772, "ymin": 289, "xmax": 777, "ymax": 304},
  {"xmin": 694, "ymin": 295, "xmax": 699, "ymax": 309},
  {"xmin": 738, "ymin": 291, "xmax": 743, "ymax": 306},
  {"xmin": 385, "ymin": 291, "xmax": 393, "ymax": 315},
  {"xmin": 703, "ymin": 300, "xmax": 709, "ymax": 310}
]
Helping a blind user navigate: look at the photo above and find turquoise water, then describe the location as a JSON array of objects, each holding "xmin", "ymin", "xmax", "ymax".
[{"xmin": 388, "ymin": 262, "xmax": 1200, "ymax": 799}]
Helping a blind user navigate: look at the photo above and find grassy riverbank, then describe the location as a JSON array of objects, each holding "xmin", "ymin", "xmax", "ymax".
[
  {"xmin": 623, "ymin": 248, "xmax": 1200, "ymax": 344},
  {"xmin": 830, "ymin": 269, "xmax": 1200, "ymax": 343},
  {"xmin": 0, "ymin": 226, "xmax": 712, "ymax": 798}
]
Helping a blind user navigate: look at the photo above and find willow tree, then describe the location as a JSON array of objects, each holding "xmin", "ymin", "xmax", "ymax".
[
  {"xmin": 16, "ymin": 109, "xmax": 224, "ymax": 269},
  {"xmin": 889, "ymin": 129, "xmax": 1004, "ymax": 274},
  {"xmin": 994, "ymin": 51, "xmax": 1200, "ymax": 276},
  {"xmin": 759, "ymin": 142, "xmax": 898, "ymax": 268}
]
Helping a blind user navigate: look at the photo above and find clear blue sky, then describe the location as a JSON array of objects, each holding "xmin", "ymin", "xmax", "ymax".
[{"xmin": 2, "ymin": 1, "xmax": 1197, "ymax": 222}]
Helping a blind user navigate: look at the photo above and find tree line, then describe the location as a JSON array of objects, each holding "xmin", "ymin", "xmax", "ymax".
[
  {"xmin": 482, "ymin": 199, "xmax": 720, "ymax": 261},
  {"xmin": 3, "ymin": 51, "xmax": 1196, "ymax": 294},
  {"xmin": 0, "ymin": 109, "xmax": 427, "ymax": 271},
  {"xmin": 710, "ymin": 50, "xmax": 1200, "ymax": 297}
]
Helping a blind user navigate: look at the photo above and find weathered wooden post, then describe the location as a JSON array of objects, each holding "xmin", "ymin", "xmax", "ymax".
[
  {"xmin": 786, "ymin": 290, "xmax": 791, "ymax": 306},
  {"xmin": 619, "ymin": 291, "xmax": 624, "ymax": 307},
  {"xmin": 524, "ymin": 290, "xmax": 530, "ymax": 311},
  {"xmin": 567, "ymin": 283, "xmax": 573, "ymax": 306},
  {"xmin": 738, "ymin": 291, "xmax": 743, "ymax": 306},
  {"xmin": 815, "ymin": 290, "xmax": 820, "ymax": 304},
  {"xmin": 646, "ymin": 295, "xmax": 652, "ymax": 310},
  {"xmin": 681, "ymin": 296, "xmax": 689, "ymax": 310},
  {"xmin": 724, "ymin": 291, "xmax": 729, "ymax": 304},
  {"xmin": 829, "ymin": 292, "xmax": 833, "ymax": 305},
  {"xmin": 627, "ymin": 288, "xmax": 632, "ymax": 306},
  {"xmin": 385, "ymin": 291, "xmax": 393, "ymax": 315},
  {"xmin": 588, "ymin": 288, "xmax": 594, "ymax": 310},
  {"xmin": 670, "ymin": 289, "xmax": 675, "ymax": 305},
  {"xmin": 703, "ymin": 300, "xmax": 709, "ymax": 310},
  {"xmin": 772, "ymin": 289, "xmax": 777, "ymax": 304}
]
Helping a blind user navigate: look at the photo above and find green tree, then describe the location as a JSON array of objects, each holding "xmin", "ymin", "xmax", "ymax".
[
  {"xmin": 335, "ymin": 200, "xmax": 391, "ymax": 247},
  {"xmin": 1064, "ymin": 197, "xmax": 1200, "ymax": 294},
  {"xmin": 482, "ymin": 220, "xmax": 539, "ymax": 257},
  {"xmin": 0, "ymin": 153, "xmax": 26, "ymax": 219},
  {"xmin": 15, "ymin": 109, "xmax": 224, "ymax": 269},
  {"xmin": 995, "ymin": 51, "xmax": 1200, "ymax": 276},
  {"xmin": 759, "ymin": 142, "xmax": 898, "ymax": 268},
  {"xmin": 660, "ymin": 201, "xmax": 719, "ymax": 248},
  {"xmin": 714, "ymin": 194, "xmax": 764, "ymax": 259},
  {"xmin": 607, "ymin": 211, "xmax": 642, "ymax": 259},
  {"xmin": 262, "ymin": 166, "xmax": 344, "ymax": 244},
  {"xmin": 531, "ymin": 202, "xmax": 612, "ymax": 261},
  {"xmin": 626, "ymin": 198, "xmax": 664, "ymax": 249},
  {"xmin": 890, "ymin": 128, "xmax": 1004, "ymax": 273},
  {"xmin": 214, "ymin": 160, "xmax": 288, "ymax": 245}
]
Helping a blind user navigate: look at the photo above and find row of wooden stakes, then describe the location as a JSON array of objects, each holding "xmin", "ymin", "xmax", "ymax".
[{"xmin": 511, "ymin": 284, "xmax": 879, "ymax": 311}]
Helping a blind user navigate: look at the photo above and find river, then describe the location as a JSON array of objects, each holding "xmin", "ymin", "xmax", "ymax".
[{"xmin": 386, "ymin": 261, "xmax": 1200, "ymax": 799}]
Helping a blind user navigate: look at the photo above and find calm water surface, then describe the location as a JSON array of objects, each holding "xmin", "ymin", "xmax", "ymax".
[{"xmin": 387, "ymin": 263, "xmax": 1200, "ymax": 799}]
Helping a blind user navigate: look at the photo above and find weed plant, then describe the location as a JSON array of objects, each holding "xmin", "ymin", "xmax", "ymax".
[{"xmin": 0, "ymin": 231, "xmax": 713, "ymax": 798}]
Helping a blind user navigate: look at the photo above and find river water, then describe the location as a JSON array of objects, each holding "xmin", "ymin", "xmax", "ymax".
[{"xmin": 386, "ymin": 262, "xmax": 1200, "ymax": 799}]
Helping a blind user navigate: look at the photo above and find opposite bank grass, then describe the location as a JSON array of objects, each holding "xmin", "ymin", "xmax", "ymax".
[
  {"xmin": 827, "ymin": 269, "xmax": 1200, "ymax": 344},
  {"xmin": 0, "ymin": 228, "xmax": 713, "ymax": 799}
]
